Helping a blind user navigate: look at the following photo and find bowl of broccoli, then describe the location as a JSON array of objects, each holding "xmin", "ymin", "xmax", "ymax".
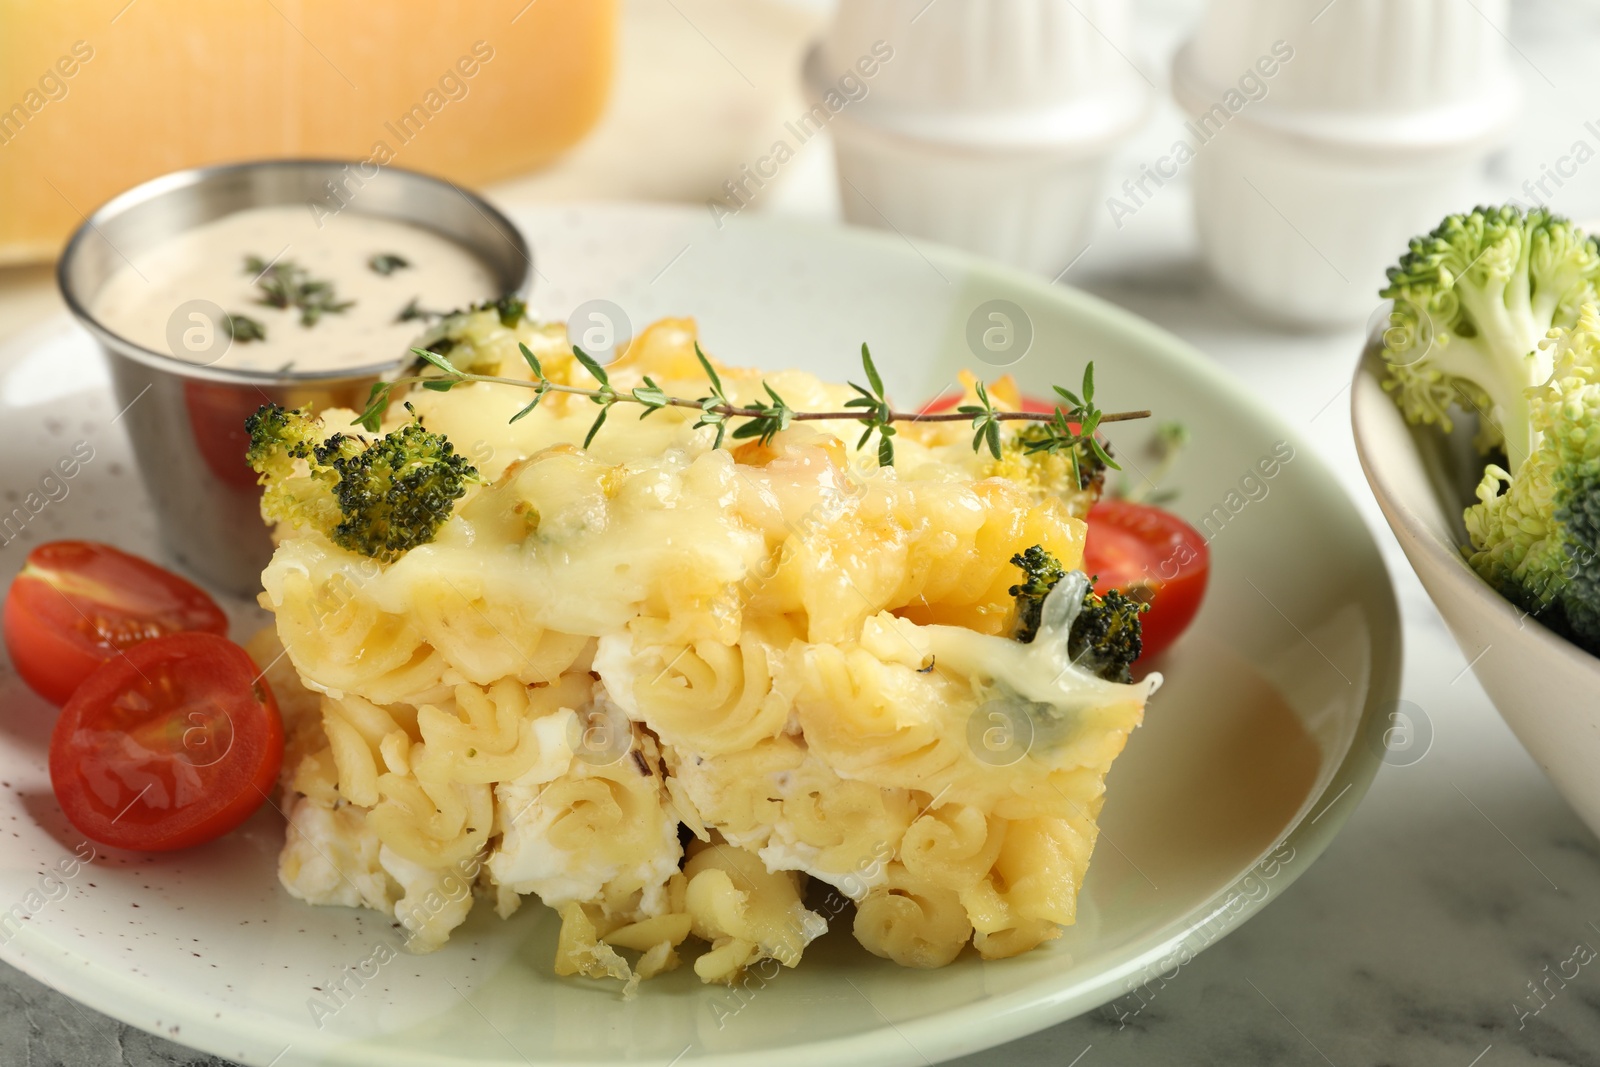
[{"xmin": 1353, "ymin": 204, "xmax": 1600, "ymax": 838}]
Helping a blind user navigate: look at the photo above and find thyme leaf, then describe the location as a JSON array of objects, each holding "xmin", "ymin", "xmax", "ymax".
[
  {"xmin": 226, "ymin": 313, "xmax": 266, "ymax": 343},
  {"xmin": 368, "ymin": 253, "xmax": 410, "ymax": 276}
]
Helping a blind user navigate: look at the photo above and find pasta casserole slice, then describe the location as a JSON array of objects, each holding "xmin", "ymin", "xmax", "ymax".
[{"xmin": 250, "ymin": 308, "xmax": 1160, "ymax": 990}]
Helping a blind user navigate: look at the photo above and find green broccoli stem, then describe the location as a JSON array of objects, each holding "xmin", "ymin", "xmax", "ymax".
[
  {"xmin": 1432, "ymin": 337, "xmax": 1544, "ymax": 470},
  {"xmin": 1449, "ymin": 287, "xmax": 1548, "ymax": 471},
  {"xmin": 376, "ymin": 371, "xmax": 1153, "ymax": 427}
]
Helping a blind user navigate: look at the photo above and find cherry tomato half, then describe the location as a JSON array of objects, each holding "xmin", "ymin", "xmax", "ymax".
[
  {"xmin": 3, "ymin": 541, "xmax": 228, "ymax": 705},
  {"xmin": 49, "ymin": 632, "xmax": 283, "ymax": 851},
  {"xmin": 1083, "ymin": 500, "xmax": 1209, "ymax": 663}
]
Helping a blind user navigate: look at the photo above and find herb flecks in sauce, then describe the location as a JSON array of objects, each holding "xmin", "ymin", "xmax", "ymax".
[
  {"xmin": 244, "ymin": 255, "xmax": 355, "ymax": 328},
  {"xmin": 396, "ymin": 297, "xmax": 448, "ymax": 324},
  {"xmin": 226, "ymin": 313, "xmax": 266, "ymax": 343},
  {"xmin": 369, "ymin": 253, "xmax": 410, "ymax": 276}
]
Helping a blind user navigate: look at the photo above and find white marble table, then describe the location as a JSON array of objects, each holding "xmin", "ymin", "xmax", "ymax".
[{"xmin": 8, "ymin": 0, "xmax": 1600, "ymax": 1064}]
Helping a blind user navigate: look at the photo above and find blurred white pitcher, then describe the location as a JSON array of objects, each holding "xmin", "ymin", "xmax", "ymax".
[
  {"xmin": 808, "ymin": 0, "xmax": 1152, "ymax": 277},
  {"xmin": 1173, "ymin": 0, "xmax": 1520, "ymax": 328}
]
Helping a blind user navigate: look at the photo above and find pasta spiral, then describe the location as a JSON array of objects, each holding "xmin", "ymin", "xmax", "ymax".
[
  {"xmin": 596, "ymin": 615, "xmax": 799, "ymax": 756},
  {"xmin": 854, "ymin": 862, "xmax": 974, "ymax": 969}
]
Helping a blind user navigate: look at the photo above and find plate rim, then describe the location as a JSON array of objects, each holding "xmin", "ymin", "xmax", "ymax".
[{"xmin": 0, "ymin": 201, "xmax": 1401, "ymax": 1067}]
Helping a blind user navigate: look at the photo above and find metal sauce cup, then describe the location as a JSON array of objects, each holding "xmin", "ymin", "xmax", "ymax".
[{"xmin": 56, "ymin": 159, "xmax": 533, "ymax": 596}]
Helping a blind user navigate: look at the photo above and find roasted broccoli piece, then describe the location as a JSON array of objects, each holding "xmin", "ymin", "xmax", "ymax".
[
  {"xmin": 244, "ymin": 404, "xmax": 345, "ymax": 536},
  {"xmin": 244, "ymin": 402, "xmax": 322, "ymax": 476},
  {"xmin": 1008, "ymin": 544, "xmax": 1068, "ymax": 643},
  {"xmin": 986, "ymin": 427, "xmax": 1107, "ymax": 518},
  {"xmin": 320, "ymin": 419, "xmax": 478, "ymax": 560},
  {"xmin": 1016, "ymin": 424, "xmax": 1108, "ymax": 492},
  {"xmin": 1465, "ymin": 304, "xmax": 1600, "ymax": 652},
  {"xmin": 1381, "ymin": 206, "xmax": 1600, "ymax": 471},
  {"xmin": 1008, "ymin": 545, "xmax": 1146, "ymax": 683},
  {"xmin": 481, "ymin": 294, "xmax": 527, "ymax": 328},
  {"xmin": 406, "ymin": 294, "xmax": 534, "ymax": 375},
  {"xmin": 245, "ymin": 402, "xmax": 477, "ymax": 561},
  {"xmin": 1064, "ymin": 586, "xmax": 1146, "ymax": 684}
]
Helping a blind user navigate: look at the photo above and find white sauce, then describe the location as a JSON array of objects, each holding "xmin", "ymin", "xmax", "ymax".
[{"xmin": 91, "ymin": 205, "xmax": 498, "ymax": 373}]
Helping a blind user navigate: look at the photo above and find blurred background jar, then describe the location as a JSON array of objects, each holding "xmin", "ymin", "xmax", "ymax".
[
  {"xmin": 808, "ymin": 0, "xmax": 1153, "ymax": 277},
  {"xmin": 1173, "ymin": 0, "xmax": 1520, "ymax": 329},
  {"xmin": 0, "ymin": 0, "xmax": 617, "ymax": 264}
]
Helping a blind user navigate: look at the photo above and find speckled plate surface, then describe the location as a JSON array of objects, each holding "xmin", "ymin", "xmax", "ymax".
[{"xmin": 0, "ymin": 203, "xmax": 1399, "ymax": 1066}]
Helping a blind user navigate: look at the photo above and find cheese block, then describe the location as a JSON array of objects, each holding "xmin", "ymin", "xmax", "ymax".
[{"xmin": 0, "ymin": 0, "xmax": 616, "ymax": 264}]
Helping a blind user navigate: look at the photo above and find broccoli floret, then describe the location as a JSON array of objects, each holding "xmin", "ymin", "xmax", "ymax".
[
  {"xmin": 244, "ymin": 405, "xmax": 345, "ymax": 536},
  {"xmin": 1008, "ymin": 545, "xmax": 1146, "ymax": 683},
  {"xmin": 1381, "ymin": 206, "xmax": 1600, "ymax": 471},
  {"xmin": 1016, "ymin": 424, "xmax": 1108, "ymax": 493},
  {"xmin": 1065, "ymin": 587, "xmax": 1146, "ymax": 684},
  {"xmin": 482, "ymin": 294, "xmax": 527, "ymax": 328},
  {"xmin": 986, "ymin": 426, "xmax": 1107, "ymax": 517},
  {"xmin": 1008, "ymin": 544, "xmax": 1068, "ymax": 643},
  {"xmin": 244, "ymin": 403, "xmax": 321, "ymax": 475},
  {"xmin": 406, "ymin": 295, "xmax": 543, "ymax": 377},
  {"xmin": 320, "ymin": 419, "xmax": 478, "ymax": 560},
  {"xmin": 245, "ymin": 402, "xmax": 477, "ymax": 561},
  {"xmin": 1557, "ymin": 469, "xmax": 1600, "ymax": 646},
  {"xmin": 1465, "ymin": 305, "xmax": 1600, "ymax": 651}
]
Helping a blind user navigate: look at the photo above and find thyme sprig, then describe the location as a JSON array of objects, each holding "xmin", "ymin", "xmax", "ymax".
[
  {"xmin": 962, "ymin": 363, "xmax": 1121, "ymax": 486},
  {"xmin": 354, "ymin": 342, "xmax": 1149, "ymax": 467}
]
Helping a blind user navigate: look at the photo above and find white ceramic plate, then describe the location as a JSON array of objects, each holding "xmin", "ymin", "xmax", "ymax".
[{"xmin": 0, "ymin": 203, "xmax": 1399, "ymax": 1067}]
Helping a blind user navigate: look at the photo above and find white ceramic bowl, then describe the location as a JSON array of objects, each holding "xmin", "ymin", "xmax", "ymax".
[{"xmin": 1352, "ymin": 355, "xmax": 1600, "ymax": 839}]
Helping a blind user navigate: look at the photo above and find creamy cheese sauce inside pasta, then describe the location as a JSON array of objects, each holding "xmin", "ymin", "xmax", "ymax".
[{"xmin": 258, "ymin": 311, "xmax": 1159, "ymax": 988}]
